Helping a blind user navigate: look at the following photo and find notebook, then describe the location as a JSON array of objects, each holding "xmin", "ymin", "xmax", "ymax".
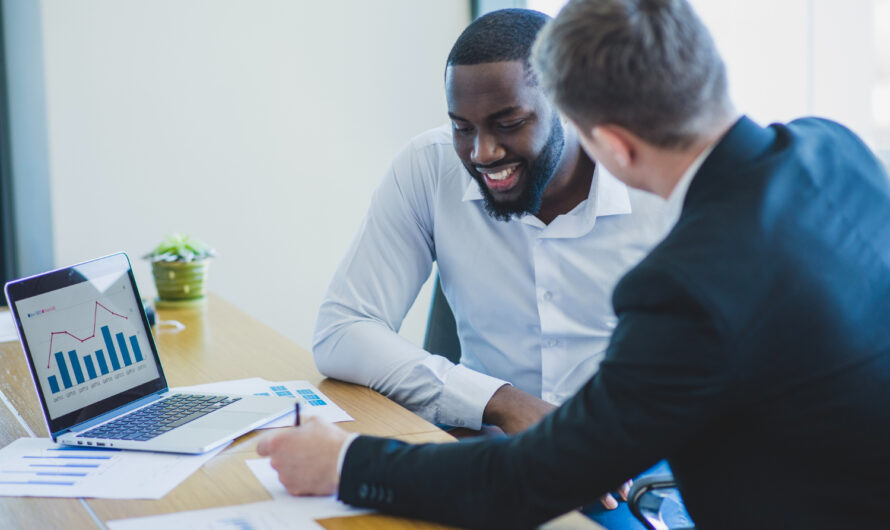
[{"xmin": 4, "ymin": 252, "xmax": 295, "ymax": 454}]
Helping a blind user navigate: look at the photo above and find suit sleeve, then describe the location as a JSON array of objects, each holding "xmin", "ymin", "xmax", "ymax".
[{"xmin": 337, "ymin": 262, "xmax": 735, "ymax": 529}]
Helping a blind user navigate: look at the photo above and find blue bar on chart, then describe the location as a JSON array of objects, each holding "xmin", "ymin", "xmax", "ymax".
[
  {"xmin": 54, "ymin": 351, "xmax": 73, "ymax": 389},
  {"xmin": 48, "ymin": 376, "xmax": 60, "ymax": 394},
  {"xmin": 101, "ymin": 326, "xmax": 121, "ymax": 371},
  {"xmin": 115, "ymin": 332, "xmax": 132, "ymax": 366},
  {"xmin": 95, "ymin": 350, "xmax": 109, "ymax": 375},
  {"xmin": 129, "ymin": 336, "xmax": 143, "ymax": 362},
  {"xmin": 83, "ymin": 356, "xmax": 97, "ymax": 380},
  {"xmin": 67, "ymin": 350, "xmax": 85, "ymax": 385}
]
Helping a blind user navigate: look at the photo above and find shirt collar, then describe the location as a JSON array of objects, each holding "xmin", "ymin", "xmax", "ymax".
[
  {"xmin": 461, "ymin": 163, "xmax": 632, "ymax": 222},
  {"xmin": 462, "ymin": 175, "xmax": 484, "ymax": 202},
  {"xmin": 593, "ymin": 164, "xmax": 632, "ymax": 217},
  {"xmin": 663, "ymin": 143, "xmax": 715, "ymax": 228}
]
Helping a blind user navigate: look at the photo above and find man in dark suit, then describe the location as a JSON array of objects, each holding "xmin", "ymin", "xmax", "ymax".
[{"xmin": 257, "ymin": 0, "xmax": 890, "ymax": 528}]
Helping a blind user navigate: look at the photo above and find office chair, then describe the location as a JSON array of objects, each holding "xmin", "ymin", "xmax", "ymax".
[
  {"xmin": 627, "ymin": 474, "xmax": 696, "ymax": 530},
  {"xmin": 422, "ymin": 275, "xmax": 695, "ymax": 529},
  {"xmin": 423, "ymin": 276, "xmax": 461, "ymax": 364}
]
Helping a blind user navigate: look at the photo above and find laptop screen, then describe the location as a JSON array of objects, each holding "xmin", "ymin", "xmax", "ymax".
[{"xmin": 5, "ymin": 253, "xmax": 168, "ymax": 435}]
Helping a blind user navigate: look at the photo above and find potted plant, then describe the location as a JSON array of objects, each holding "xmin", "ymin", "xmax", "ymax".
[{"xmin": 143, "ymin": 233, "xmax": 216, "ymax": 308}]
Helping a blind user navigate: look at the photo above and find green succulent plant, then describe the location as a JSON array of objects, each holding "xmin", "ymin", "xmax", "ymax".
[{"xmin": 143, "ymin": 233, "xmax": 217, "ymax": 263}]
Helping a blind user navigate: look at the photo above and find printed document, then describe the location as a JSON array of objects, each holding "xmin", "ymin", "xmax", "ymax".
[
  {"xmin": 0, "ymin": 437, "xmax": 226, "ymax": 499},
  {"xmin": 245, "ymin": 458, "xmax": 371, "ymax": 520},
  {"xmin": 107, "ymin": 500, "xmax": 322, "ymax": 530},
  {"xmin": 177, "ymin": 378, "xmax": 353, "ymax": 425}
]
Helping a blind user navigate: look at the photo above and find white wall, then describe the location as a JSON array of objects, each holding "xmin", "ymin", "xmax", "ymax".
[
  {"xmin": 691, "ymin": 0, "xmax": 876, "ymax": 144},
  {"xmin": 527, "ymin": 0, "xmax": 881, "ymax": 152},
  {"xmin": 40, "ymin": 1, "xmax": 469, "ymax": 349}
]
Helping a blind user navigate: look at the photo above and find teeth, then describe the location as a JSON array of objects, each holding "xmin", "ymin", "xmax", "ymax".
[{"xmin": 484, "ymin": 168, "xmax": 515, "ymax": 181}]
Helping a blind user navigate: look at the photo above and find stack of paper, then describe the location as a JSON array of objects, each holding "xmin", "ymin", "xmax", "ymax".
[
  {"xmin": 105, "ymin": 452, "xmax": 371, "ymax": 529},
  {"xmin": 176, "ymin": 378, "xmax": 353, "ymax": 426},
  {"xmin": 107, "ymin": 500, "xmax": 324, "ymax": 530},
  {"xmin": 0, "ymin": 437, "xmax": 226, "ymax": 499}
]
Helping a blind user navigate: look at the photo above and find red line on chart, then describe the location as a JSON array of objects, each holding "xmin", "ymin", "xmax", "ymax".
[{"xmin": 45, "ymin": 302, "xmax": 128, "ymax": 369}]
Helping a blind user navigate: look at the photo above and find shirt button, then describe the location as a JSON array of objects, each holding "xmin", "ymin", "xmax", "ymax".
[
  {"xmin": 546, "ymin": 339, "xmax": 558, "ymax": 347},
  {"xmin": 542, "ymin": 291, "xmax": 553, "ymax": 301}
]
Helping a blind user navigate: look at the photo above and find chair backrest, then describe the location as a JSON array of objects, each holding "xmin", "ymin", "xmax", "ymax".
[
  {"xmin": 423, "ymin": 275, "xmax": 461, "ymax": 364},
  {"xmin": 628, "ymin": 474, "xmax": 696, "ymax": 530}
]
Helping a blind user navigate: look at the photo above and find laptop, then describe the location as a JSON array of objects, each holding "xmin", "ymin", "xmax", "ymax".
[{"xmin": 4, "ymin": 252, "xmax": 295, "ymax": 454}]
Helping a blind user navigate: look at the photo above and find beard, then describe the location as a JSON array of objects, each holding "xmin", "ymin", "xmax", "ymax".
[{"xmin": 469, "ymin": 113, "xmax": 565, "ymax": 222}]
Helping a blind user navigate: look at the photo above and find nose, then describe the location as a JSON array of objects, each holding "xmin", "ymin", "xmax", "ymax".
[{"xmin": 470, "ymin": 132, "xmax": 505, "ymax": 166}]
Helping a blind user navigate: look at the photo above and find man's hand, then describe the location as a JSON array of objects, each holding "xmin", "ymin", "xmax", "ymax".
[
  {"xmin": 482, "ymin": 385, "xmax": 557, "ymax": 434},
  {"xmin": 482, "ymin": 386, "xmax": 630, "ymax": 510},
  {"xmin": 255, "ymin": 417, "xmax": 349, "ymax": 496},
  {"xmin": 600, "ymin": 480, "xmax": 632, "ymax": 509}
]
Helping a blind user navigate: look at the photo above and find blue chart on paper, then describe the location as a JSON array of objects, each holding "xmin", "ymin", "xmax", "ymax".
[
  {"xmin": 255, "ymin": 385, "xmax": 328, "ymax": 407},
  {"xmin": 295, "ymin": 388, "xmax": 327, "ymax": 407}
]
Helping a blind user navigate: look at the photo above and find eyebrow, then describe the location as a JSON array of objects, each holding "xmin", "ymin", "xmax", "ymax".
[{"xmin": 448, "ymin": 105, "xmax": 524, "ymax": 122}]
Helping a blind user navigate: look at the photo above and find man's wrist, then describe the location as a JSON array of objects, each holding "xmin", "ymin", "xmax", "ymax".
[
  {"xmin": 336, "ymin": 432, "xmax": 360, "ymax": 478},
  {"xmin": 482, "ymin": 385, "xmax": 557, "ymax": 434},
  {"xmin": 439, "ymin": 365, "xmax": 509, "ymax": 429},
  {"xmin": 482, "ymin": 383, "xmax": 516, "ymax": 427}
]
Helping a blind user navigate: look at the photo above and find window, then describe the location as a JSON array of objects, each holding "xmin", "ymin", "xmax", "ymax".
[
  {"xmin": 875, "ymin": 0, "xmax": 890, "ymax": 163},
  {"xmin": 527, "ymin": 0, "xmax": 890, "ymax": 167}
]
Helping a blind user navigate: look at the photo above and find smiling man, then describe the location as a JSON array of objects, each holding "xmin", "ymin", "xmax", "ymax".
[
  {"xmin": 447, "ymin": 62, "xmax": 576, "ymax": 225},
  {"xmin": 312, "ymin": 6, "xmax": 664, "ymax": 484}
]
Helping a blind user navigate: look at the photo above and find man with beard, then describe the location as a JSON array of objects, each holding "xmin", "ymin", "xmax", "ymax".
[{"xmin": 312, "ymin": 9, "xmax": 665, "ymax": 512}]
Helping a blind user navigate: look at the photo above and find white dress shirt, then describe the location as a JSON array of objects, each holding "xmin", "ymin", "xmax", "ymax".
[
  {"xmin": 313, "ymin": 125, "xmax": 669, "ymax": 430},
  {"xmin": 663, "ymin": 143, "xmax": 715, "ymax": 228}
]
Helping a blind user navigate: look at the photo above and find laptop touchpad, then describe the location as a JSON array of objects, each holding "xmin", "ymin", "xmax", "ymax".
[{"xmin": 196, "ymin": 410, "xmax": 264, "ymax": 429}]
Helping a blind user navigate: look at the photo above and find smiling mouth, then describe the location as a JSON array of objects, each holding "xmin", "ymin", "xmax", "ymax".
[{"xmin": 480, "ymin": 166, "xmax": 521, "ymax": 193}]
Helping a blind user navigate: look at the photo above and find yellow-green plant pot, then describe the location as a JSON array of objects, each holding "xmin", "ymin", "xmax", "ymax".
[{"xmin": 151, "ymin": 260, "xmax": 210, "ymax": 308}]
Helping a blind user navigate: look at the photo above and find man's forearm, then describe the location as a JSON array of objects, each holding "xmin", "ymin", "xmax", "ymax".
[
  {"xmin": 315, "ymin": 319, "xmax": 508, "ymax": 428},
  {"xmin": 482, "ymin": 384, "xmax": 557, "ymax": 434}
]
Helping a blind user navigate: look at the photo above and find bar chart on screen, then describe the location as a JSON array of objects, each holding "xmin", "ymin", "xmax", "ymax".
[
  {"xmin": 44, "ymin": 302, "xmax": 148, "ymax": 395},
  {"xmin": 14, "ymin": 272, "xmax": 161, "ymax": 419}
]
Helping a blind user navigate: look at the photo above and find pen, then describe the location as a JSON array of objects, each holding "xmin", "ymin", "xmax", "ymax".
[{"xmin": 294, "ymin": 401, "xmax": 301, "ymax": 427}]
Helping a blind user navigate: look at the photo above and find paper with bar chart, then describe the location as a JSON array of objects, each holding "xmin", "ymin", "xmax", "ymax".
[
  {"xmin": 14, "ymin": 270, "xmax": 160, "ymax": 419},
  {"xmin": 175, "ymin": 377, "xmax": 354, "ymax": 425},
  {"xmin": 0, "ymin": 437, "xmax": 226, "ymax": 498}
]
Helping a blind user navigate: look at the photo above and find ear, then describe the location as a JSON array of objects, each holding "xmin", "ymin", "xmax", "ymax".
[{"xmin": 592, "ymin": 125, "xmax": 634, "ymax": 169}]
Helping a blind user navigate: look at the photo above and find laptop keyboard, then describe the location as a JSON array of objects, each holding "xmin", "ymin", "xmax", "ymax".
[{"xmin": 76, "ymin": 394, "xmax": 242, "ymax": 442}]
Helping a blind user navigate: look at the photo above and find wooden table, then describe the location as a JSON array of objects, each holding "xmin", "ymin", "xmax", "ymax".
[
  {"xmin": 0, "ymin": 293, "xmax": 457, "ymax": 529},
  {"xmin": 0, "ymin": 294, "xmax": 598, "ymax": 530}
]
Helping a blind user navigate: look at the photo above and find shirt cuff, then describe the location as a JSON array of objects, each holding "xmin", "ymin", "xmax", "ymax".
[
  {"xmin": 336, "ymin": 432, "xmax": 360, "ymax": 478},
  {"xmin": 437, "ymin": 364, "xmax": 510, "ymax": 430}
]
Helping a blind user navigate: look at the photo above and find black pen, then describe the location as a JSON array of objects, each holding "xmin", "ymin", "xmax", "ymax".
[{"xmin": 294, "ymin": 401, "xmax": 301, "ymax": 427}]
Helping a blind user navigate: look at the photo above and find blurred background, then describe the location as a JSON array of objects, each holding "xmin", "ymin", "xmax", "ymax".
[{"xmin": 1, "ymin": 0, "xmax": 887, "ymax": 351}]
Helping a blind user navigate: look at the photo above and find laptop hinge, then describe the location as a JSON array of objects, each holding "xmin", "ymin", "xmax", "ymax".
[
  {"xmin": 65, "ymin": 389, "xmax": 167, "ymax": 434},
  {"xmin": 51, "ymin": 428, "xmax": 70, "ymax": 441}
]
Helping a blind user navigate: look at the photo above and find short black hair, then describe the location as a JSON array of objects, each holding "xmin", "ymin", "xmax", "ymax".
[{"xmin": 446, "ymin": 8, "xmax": 551, "ymax": 82}]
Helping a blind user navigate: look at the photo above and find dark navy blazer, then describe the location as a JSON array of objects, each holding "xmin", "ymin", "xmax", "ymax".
[{"xmin": 338, "ymin": 117, "xmax": 890, "ymax": 529}]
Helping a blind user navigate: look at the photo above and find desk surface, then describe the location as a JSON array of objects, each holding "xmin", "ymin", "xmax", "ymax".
[
  {"xmin": 0, "ymin": 294, "xmax": 460, "ymax": 529},
  {"xmin": 0, "ymin": 294, "xmax": 600, "ymax": 530}
]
